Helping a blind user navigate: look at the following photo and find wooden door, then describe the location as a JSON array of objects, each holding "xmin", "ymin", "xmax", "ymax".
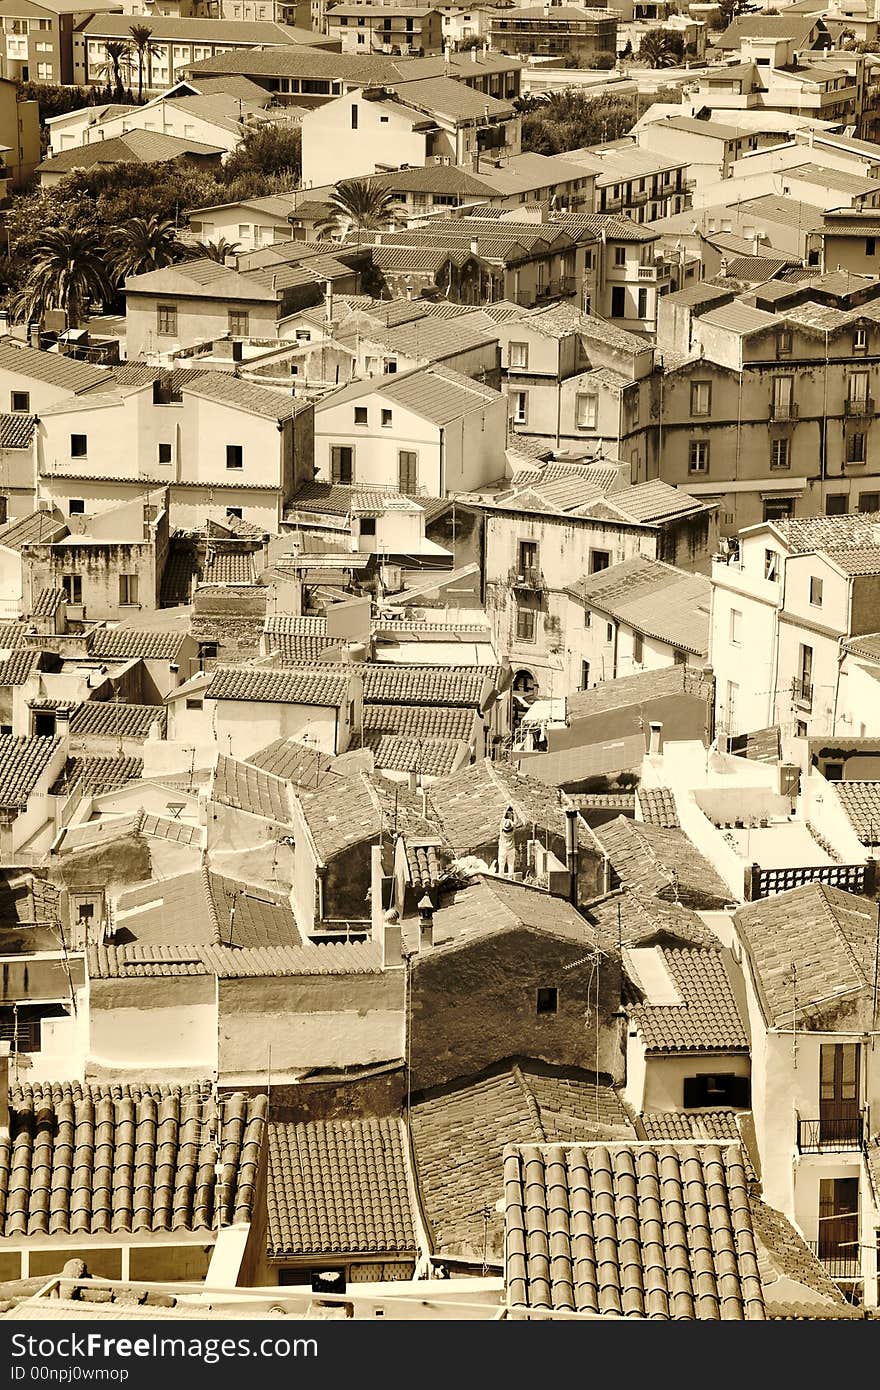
[{"xmin": 819, "ymin": 1043, "xmax": 860, "ymax": 1143}]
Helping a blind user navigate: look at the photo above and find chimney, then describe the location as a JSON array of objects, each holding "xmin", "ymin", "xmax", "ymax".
[
  {"xmin": 418, "ymin": 894, "xmax": 434, "ymax": 951},
  {"xmin": 408, "ymin": 767, "xmax": 418, "ymax": 794},
  {"xmin": 231, "ymin": 340, "xmax": 243, "ymax": 364},
  {"xmin": 28, "ymin": 320, "xmax": 40, "ymax": 350},
  {"xmin": 0, "ymin": 1041, "xmax": 10, "ymax": 1138},
  {"xmin": 325, "ymin": 278, "xmax": 333, "ymax": 324},
  {"xmin": 54, "ymin": 706, "xmax": 72, "ymax": 736},
  {"xmin": 470, "ymin": 43, "xmax": 478, "ymax": 60},
  {"xmin": 470, "ymin": 238, "xmax": 479, "ymax": 256},
  {"xmin": 648, "ymin": 721, "xmax": 663, "ymax": 755},
  {"xmin": 564, "ymin": 808, "xmax": 579, "ymax": 905}
]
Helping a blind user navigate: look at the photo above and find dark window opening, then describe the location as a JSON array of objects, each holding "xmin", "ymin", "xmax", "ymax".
[
  {"xmin": 536, "ymin": 987, "xmax": 558, "ymax": 1015},
  {"xmin": 683, "ymin": 1074, "xmax": 750, "ymax": 1108}
]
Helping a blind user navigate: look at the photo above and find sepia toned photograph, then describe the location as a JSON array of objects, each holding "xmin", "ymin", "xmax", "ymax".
[{"xmin": 0, "ymin": 0, "xmax": 874, "ymax": 1341}]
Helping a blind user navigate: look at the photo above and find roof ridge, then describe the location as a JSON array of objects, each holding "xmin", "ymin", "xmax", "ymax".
[
  {"xmin": 203, "ymin": 862, "xmax": 223, "ymax": 944},
  {"xmin": 815, "ymin": 883, "xmax": 871, "ymax": 990},
  {"xmin": 511, "ymin": 1062, "xmax": 547, "ymax": 1142}
]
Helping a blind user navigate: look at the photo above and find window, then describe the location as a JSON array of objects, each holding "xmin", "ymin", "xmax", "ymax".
[
  {"xmin": 771, "ymin": 437, "xmax": 790, "ymax": 470},
  {"xmin": 729, "ymin": 608, "xmax": 742, "ymax": 645},
  {"xmin": 867, "ymin": 237, "xmax": 876, "ymax": 256},
  {"xmin": 825, "ymin": 761, "xmax": 843, "ymax": 781},
  {"xmin": 518, "ymin": 540, "xmax": 538, "ymax": 581},
  {"xmin": 810, "ymin": 576, "xmax": 823, "ymax": 607},
  {"xmin": 157, "ymin": 305, "xmax": 177, "ymax": 336},
  {"xmin": 848, "ymin": 371, "xmax": 869, "ymax": 408},
  {"xmin": 606, "ymin": 622, "xmax": 614, "ymax": 643},
  {"xmin": 536, "ymin": 987, "xmax": 558, "ymax": 1015},
  {"xmin": 228, "ymin": 309, "xmax": 249, "ymax": 336},
  {"xmin": 776, "ymin": 328, "xmax": 792, "ymax": 358},
  {"xmin": 690, "ymin": 381, "xmax": 711, "ymax": 417},
  {"xmin": 350, "ymin": 102, "xmax": 358, "ymax": 129},
  {"xmin": 772, "ymin": 375, "xmax": 793, "ymax": 418},
  {"xmin": 674, "ymin": 649, "xmax": 687, "ymax": 665},
  {"xmin": 515, "ymin": 604, "xmax": 535, "ymax": 641},
  {"xmin": 185, "ymin": 698, "xmax": 203, "ymax": 711},
  {"xmin": 614, "ymin": 245, "xmax": 626, "ymax": 266},
  {"xmin": 859, "ymin": 491, "xmax": 880, "ymax": 513},
  {"xmin": 797, "ymin": 642, "xmax": 813, "ymax": 705},
  {"xmin": 62, "ymin": 574, "xmax": 81, "ymax": 604},
  {"xmin": 226, "ymin": 507, "xmax": 242, "ymax": 520},
  {"xmin": 683, "ymin": 1074, "xmax": 750, "ymax": 1108},
  {"xmin": 590, "ymin": 550, "xmax": 610, "ymax": 573},
  {"xmin": 575, "ymin": 393, "xmax": 597, "ymax": 430},
  {"xmin": 398, "ymin": 450, "xmax": 417, "ymax": 492},
  {"xmin": 511, "ymin": 390, "xmax": 528, "ymax": 425},
  {"xmin": 583, "ymin": 609, "xmax": 591, "ymax": 628},
  {"xmin": 70, "ymin": 434, "xmax": 87, "ymax": 458},
  {"xmin": 68, "ymin": 499, "xmax": 84, "ymax": 516},
  {"xmin": 360, "ymin": 517, "xmax": 376, "ymax": 537},
  {"xmin": 198, "ymin": 641, "xmax": 218, "ymax": 660},
  {"xmin": 854, "ymin": 326, "xmax": 868, "ymax": 354},
  {"xmin": 632, "ymin": 632, "xmax": 643, "ymax": 663},
  {"xmin": 796, "ymin": 719, "xmax": 808, "ymax": 738},
  {"xmin": 826, "ymin": 494, "xmax": 848, "ymax": 515},
  {"xmin": 226, "ymin": 445, "xmax": 243, "ymax": 470},
  {"xmin": 385, "ymin": 359, "xmax": 397, "ymax": 374},
  {"xmin": 10, "ymin": 391, "xmax": 29, "ymax": 413},
  {"xmin": 849, "ymin": 430, "xmax": 867, "ymax": 464},
  {"xmin": 611, "ymin": 286, "xmax": 626, "ymax": 317},
  {"xmin": 581, "ymin": 661, "xmax": 590, "ymax": 689},
  {"xmin": 764, "ymin": 549, "xmax": 779, "ymax": 580},
  {"xmin": 764, "ymin": 496, "xmax": 794, "ymax": 522},
  {"xmin": 331, "ymin": 446, "xmax": 353, "ymax": 484},
  {"xmin": 508, "ymin": 341, "xmax": 529, "ymax": 369},
  {"xmin": 354, "ymin": 406, "xmax": 368, "ymax": 425},
  {"xmin": 689, "ymin": 440, "xmax": 709, "ymax": 474},
  {"xmin": 119, "ymin": 574, "xmax": 138, "ymax": 606},
  {"xmin": 637, "ymin": 287, "xmax": 648, "ymax": 319},
  {"xmin": 158, "ymin": 442, "xmax": 172, "ymax": 465},
  {"xmin": 725, "ymin": 679, "xmax": 738, "ymax": 734},
  {"xmin": 381, "ymin": 408, "xmax": 392, "ymax": 428}
]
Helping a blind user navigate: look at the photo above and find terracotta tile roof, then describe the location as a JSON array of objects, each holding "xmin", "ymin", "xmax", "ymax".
[
  {"xmin": 187, "ymin": 371, "xmax": 306, "ymax": 423},
  {"xmin": 212, "ymin": 754, "xmax": 293, "ymax": 822},
  {"xmin": 585, "ymin": 891, "xmax": 720, "ymax": 951},
  {"xmin": 411, "ymin": 1062, "xmax": 633, "ymax": 1261},
  {"xmin": 627, "ymin": 946, "xmax": 749, "ymax": 1054},
  {"xmin": 205, "ymin": 664, "xmax": 351, "ymax": 707},
  {"xmin": 365, "ymin": 733, "xmax": 466, "ymax": 779},
  {"xmin": 363, "ymin": 664, "xmax": 492, "ymax": 707},
  {"xmin": 426, "ymin": 875, "xmax": 605, "ymax": 954},
  {"xmin": 271, "ymin": 632, "xmax": 341, "ymax": 662},
  {"xmin": 89, "ymin": 628, "xmax": 189, "ymax": 661},
  {"xmin": 267, "ymin": 1117, "xmax": 417, "ymax": 1259},
  {"xmin": 426, "ymin": 759, "xmax": 594, "ymax": 859},
  {"xmin": 88, "ymin": 939, "xmax": 380, "ymax": 978},
  {"xmin": 0, "ymin": 1082, "xmax": 266, "ymax": 1237},
  {"xmin": 296, "ymin": 770, "xmax": 436, "ymax": 863},
  {"xmin": 406, "ymin": 840, "xmax": 445, "ymax": 889},
  {"xmin": 0, "ymin": 870, "xmax": 59, "ymax": 927},
  {"xmin": 0, "ymin": 341, "xmax": 108, "ymax": 393},
  {"xmin": 0, "ymin": 412, "xmax": 37, "ymax": 449},
  {"xmin": 69, "ymin": 703, "xmax": 166, "ymax": 740},
  {"xmin": 202, "ymin": 550, "xmax": 258, "ymax": 586},
  {"xmin": 832, "ymin": 781, "xmax": 880, "ymax": 843},
  {"xmin": 596, "ymin": 816, "xmax": 733, "ymax": 910},
  {"xmin": 246, "ymin": 737, "xmax": 333, "ymax": 788},
  {"xmin": 566, "ymin": 664, "xmax": 709, "ymax": 722},
  {"xmin": 0, "ymin": 736, "xmax": 61, "ymax": 810},
  {"xmin": 0, "ymin": 624, "xmax": 28, "ymax": 650},
  {"xmin": 566, "ymin": 557, "xmax": 710, "ymax": 657},
  {"xmin": 0, "ymin": 648, "xmax": 37, "ymax": 688},
  {"xmin": 844, "ymin": 631, "xmax": 880, "ymax": 663},
  {"xmin": 31, "ymin": 587, "xmax": 64, "ymax": 620},
  {"xmin": 640, "ymin": 1109, "xmax": 747, "ymax": 1144},
  {"xmin": 138, "ymin": 812, "xmax": 202, "ymax": 847},
  {"xmin": 0, "ymin": 509, "xmax": 68, "ymax": 551},
  {"xmin": 733, "ymin": 883, "xmax": 875, "ymax": 1028},
  {"xmin": 636, "ymin": 787, "xmax": 679, "ymax": 829},
  {"xmin": 363, "ymin": 702, "xmax": 475, "ymax": 743},
  {"xmin": 750, "ymin": 1196, "xmax": 851, "ymax": 1313},
  {"xmin": 49, "ymin": 755, "xmax": 143, "ymax": 796},
  {"xmin": 504, "ymin": 1140, "xmax": 765, "ymax": 1318},
  {"xmin": 113, "ymin": 868, "xmax": 301, "ymax": 950},
  {"xmin": 771, "ymin": 513, "xmax": 880, "ymax": 553}
]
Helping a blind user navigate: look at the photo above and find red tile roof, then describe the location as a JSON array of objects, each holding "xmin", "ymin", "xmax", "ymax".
[
  {"xmin": 267, "ymin": 1117, "xmax": 417, "ymax": 1259},
  {"xmin": 205, "ymin": 664, "xmax": 351, "ymax": 707},
  {"xmin": 503, "ymin": 1140, "xmax": 765, "ymax": 1319},
  {"xmin": 0, "ymin": 737, "xmax": 62, "ymax": 810},
  {"xmin": 627, "ymin": 946, "xmax": 749, "ymax": 1054},
  {"xmin": 0, "ymin": 1082, "xmax": 266, "ymax": 1238}
]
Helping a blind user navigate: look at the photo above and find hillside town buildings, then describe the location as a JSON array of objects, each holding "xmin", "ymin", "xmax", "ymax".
[{"xmin": 2, "ymin": 2, "xmax": 880, "ymax": 1330}]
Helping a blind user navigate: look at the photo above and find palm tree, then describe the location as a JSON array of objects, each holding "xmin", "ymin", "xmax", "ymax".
[
  {"xmin": 316, "ymin": 179, "xmax": 403, "ymax": 245},
  {"xmin": 109, "ymin": 215, "xmax": 185, "ymax": 282},
  {"xmin": 13, "ymin": 225, "xmax": 112, "ymax": 329},
  {"xmin": 96, "ymin": 40, "xmax": 133, "ymax": 98},
  {"xmin": 129, "ymin": 24, "xmax": 158, "ymax": 103},
  {"xmin": 188, "ymin": 237, "xmax": 241, "ymax": 263},
  {"xmin": 637, "ymin": 30, "xmax": 682, "ymax": 68}
]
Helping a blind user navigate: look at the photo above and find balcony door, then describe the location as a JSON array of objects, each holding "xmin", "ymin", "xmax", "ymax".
[
  {"xmin": 818, "ymin": 1177, "xmax": 859, "ymax": 1277},
  {"xmin": 819, "ymin": 1043, "xmax": 860, "ymax": 1144}
]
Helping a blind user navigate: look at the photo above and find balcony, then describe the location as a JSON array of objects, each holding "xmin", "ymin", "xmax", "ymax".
[
  {"xmin": 844, "ymin": 395, "xmax": 873, "ymax": 417},
  {"xmin": 513, "ymin": 568, "xmax": 543, "ymax": 591},
  {"xmin": 770, "ymin": 400, "xmax": 799, "ymax": 423},
  {"xmin": 807, "ymin": 1243, "xmax": 861, "ymax": 1281},
  {"xmin": 637, "ymin": 265, "xmax": 658, "ymax": 280},
  {"xmin": 629, "ymin": 190, "xmax": 649, "ymax": 207},
  {"xmin": 797, "ymin": 1113, "xmax": 865, "ymax": 1153}
]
